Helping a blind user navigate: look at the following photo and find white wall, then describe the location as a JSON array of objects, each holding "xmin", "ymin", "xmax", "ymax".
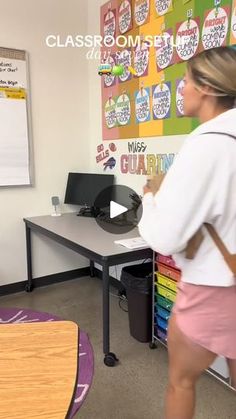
[{"xmin": 0, "ymin": 0, "xmax": 90, "ymax": 285}]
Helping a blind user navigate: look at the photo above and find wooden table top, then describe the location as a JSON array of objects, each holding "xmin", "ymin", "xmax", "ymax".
[{"xmin": 0, "ymin": 321, "xmax": 79, "ymax": 419}]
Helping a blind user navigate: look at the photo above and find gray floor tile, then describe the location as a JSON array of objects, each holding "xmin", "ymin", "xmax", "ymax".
[{"xmin": 0, "ymin": 277, "xmax": 235, "ymax": 419}]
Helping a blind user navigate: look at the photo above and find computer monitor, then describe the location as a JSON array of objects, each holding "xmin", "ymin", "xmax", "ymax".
[{"xmin": 64, "ymin": 172, "xmax": 114, "ymax": 217}]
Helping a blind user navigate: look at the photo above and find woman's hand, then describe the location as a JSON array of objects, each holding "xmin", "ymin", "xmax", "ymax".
[
  {"xmin": 143, "ymin": 174, "xmax": 166, "ymax": 196},
  {"xmin": 143, "ymin": 183, "xmax": 152, "ymax": 195}
]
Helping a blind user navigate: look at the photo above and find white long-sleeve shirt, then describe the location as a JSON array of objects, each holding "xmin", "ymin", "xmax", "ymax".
[{"xmin": 139, "ymin": 108, "xmax": 236, "ymax": 287}]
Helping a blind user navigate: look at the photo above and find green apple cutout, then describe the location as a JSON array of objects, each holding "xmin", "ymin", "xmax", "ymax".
[{"xmin": 112, "ymin": 65, "xmax": 125, "ymax": 76}]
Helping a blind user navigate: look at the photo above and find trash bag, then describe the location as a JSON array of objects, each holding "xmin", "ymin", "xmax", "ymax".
[
  {"xmin": 121, "ymin": 262, "xmax": 153, "ymax": 342},
  {"xmin": 121, "ymin": 262, "xmax": 153, "ymax": 295}
]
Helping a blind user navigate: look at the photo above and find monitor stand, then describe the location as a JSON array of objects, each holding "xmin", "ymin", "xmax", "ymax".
[{"xmin": 77, "ymin": 206, "xmax": 101, "ymax": 218}]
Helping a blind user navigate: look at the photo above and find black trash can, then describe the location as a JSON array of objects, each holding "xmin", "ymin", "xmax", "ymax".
[{"xmin": 121, "ymin": 262, "xmax": 153, "ymax": 343}]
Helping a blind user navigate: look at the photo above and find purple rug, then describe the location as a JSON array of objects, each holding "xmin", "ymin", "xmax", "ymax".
[{"xmin": 0, "ymin": 308, "xmax": 94, "ymax": 418}]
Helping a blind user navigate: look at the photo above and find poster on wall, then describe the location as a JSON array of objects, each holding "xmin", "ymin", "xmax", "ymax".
[
  {"xmin": 103, "ymin": 8, "xmax": 116, "ymax": 42},
  {"xmin": 175, "ymin": 16, "xmax": 200, "ymax": 62},
  {"xmin": 103, "ymin": 55, "xmax": 117, "ymax": 88},
  {"xmin": 118, "ymin": 0, "xmax": 132, "ymax": 34},
  {"xmin": 201, "ymin": 6, "xmax": 230, "ymax": 50},
  {"xmin": 100, "ymin": 0, "xmax": 235, "ymax": 140},
  {"xmin": 155, "ymin": 0, "xmax": 173, "ymax": 17},
  {"xmin": 117, "ymin": 48, "xmax": 132, "ymax": 82},
  {"xmin": 134, "ymin": 42, "xmax": 150, "ymax": 77},
  {"xmin": 105, "ymin": 97, "xmax": 117, "ymax": 129},
  {"xmin": 152, "ymin": 82, "xmax": 171, "ymax": 120},
  {"xmin": 115, "ymin": 93, "xmax": 131, "ymax": 126},
  {"xmin": 96, "ymin": 142, "xmax": 117, "ymax": 171},
  {"xmin": 119, "ymin": 141, "xmax": 176, "ymax": 175},
  {"xmin": 0, "ymin": 47, "xmax": 31, "ymax": 186},
  {"xmin": 155, "ymin": 29, "xmax": 174, "ymax": 70},
  {"xmin": 176, "ymin": 79, "xmax": 185, "ymax": 118},
  {"xmin": 135, "ymin": 87, "xmax": 151, "ymax": 123},
  {"xmin": 231, "ymin": 0, "xmax": 236, "ymax": 44},
  {"xmin": 134, "ymin": 0, "xmax": 150, "ymax": 26}
]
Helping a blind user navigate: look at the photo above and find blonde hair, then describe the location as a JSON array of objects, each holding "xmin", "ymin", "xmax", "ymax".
[{"xmin": 187, "ymin": 46, "xmax": 236, "ymax": 108}]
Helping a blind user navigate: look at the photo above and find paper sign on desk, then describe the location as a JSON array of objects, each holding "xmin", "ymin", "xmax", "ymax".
[{"xmin": 114, "ymin": 237, "xmax": 149, "ymax": 249}]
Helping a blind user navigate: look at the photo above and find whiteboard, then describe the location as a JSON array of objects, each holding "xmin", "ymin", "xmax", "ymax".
[{"xmin": 0, "ymin": 47, "xmax": 32, "ymax": 186}]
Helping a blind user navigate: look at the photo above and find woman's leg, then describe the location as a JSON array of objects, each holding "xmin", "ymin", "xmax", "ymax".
[
  {"xmin": 165, "ymin": 314, "xmax": 217, "ymax": 419},
  {"xmin": 227, "ymin": 358, "xmax": 236, "ymax": 388}
]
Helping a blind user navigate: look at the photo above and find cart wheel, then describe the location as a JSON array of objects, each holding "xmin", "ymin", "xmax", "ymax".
[
  {"xmin": 25, "ymin": 284, "xmax": 34, "ymax": 293},
  {"xmin": 149, "ymin": 342, "xmax": 157, "ymax": 349},
  {"xmin": 104, "ymin": 352, "xmax": 119, "ymax": 367}
]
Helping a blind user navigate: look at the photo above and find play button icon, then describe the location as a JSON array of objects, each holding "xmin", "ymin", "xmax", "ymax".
[
  {"xmin": 110, "ymin": 201, "xmax": 128, "ymax": 219},
  {"xmin": 94, "ymin": 184, "xmax": 143, "ymax": 234}
]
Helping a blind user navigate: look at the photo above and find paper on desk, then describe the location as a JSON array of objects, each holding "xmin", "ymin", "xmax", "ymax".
[{"xmin": 114, "ymin": 237, "xmax": 149, "ymax": 249}]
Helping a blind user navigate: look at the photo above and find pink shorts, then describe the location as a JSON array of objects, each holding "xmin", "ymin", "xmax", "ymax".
[{"xmin": 173, "ymin": 281, "xmax": 236, "ymax": 359}]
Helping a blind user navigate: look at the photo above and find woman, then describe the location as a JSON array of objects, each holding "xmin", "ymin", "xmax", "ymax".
[{"xmin": 139, "ymin": 46, "xmax": 236, "ymax": 419}]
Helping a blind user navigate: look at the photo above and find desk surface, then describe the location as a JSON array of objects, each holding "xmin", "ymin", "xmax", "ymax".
[
  {"xmin": 0, "ymin": 321, "xmax": 78, "ymax": 419},
  {"xmin": 25, "ymin": 213, "xmax": 149, "ymax": 259}
]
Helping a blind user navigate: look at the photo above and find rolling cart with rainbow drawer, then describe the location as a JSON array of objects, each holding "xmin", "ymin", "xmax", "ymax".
[
  {"xmin": 150, "ymin": 253, "xmax": 180, "ymax": 348},
  {"xmin": 150, "ymin": 253, "xmax": 234, "ymax": 390}
]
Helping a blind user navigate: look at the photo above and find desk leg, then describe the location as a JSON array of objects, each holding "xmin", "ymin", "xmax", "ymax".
[
  {"xmin": 25, "ymin": 225, "xmax": 34, "ymax": 292},
  {"xmin": 103, "ymin": 262, "xmax": 119, "ymax": 367}
]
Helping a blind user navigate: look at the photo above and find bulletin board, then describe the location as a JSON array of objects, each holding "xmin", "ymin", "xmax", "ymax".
[
  {"xmin": 0, "ymin": 47, "xmax": 32, "ymax": 186},
  {"xmin": 101, "ymin": 0, "xmax": 235, "ymax": 140}
]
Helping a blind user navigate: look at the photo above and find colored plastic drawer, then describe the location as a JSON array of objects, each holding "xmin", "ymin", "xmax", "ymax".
[
  {"xmin": 157, "ymin": 263, "xmax": 181, "ymax": 282},
  {"xmin": 154, "ymin": 326, "xmax": 167, "ymax": 343},
  {"xmin": 157, "ymin": 306, "xmax": 171, "ymax": 321},
  {"xmin": 157, "ymin": 316, "xmax": 168, "ymax": 331},
  {"xmin": 157, "ymin": 328, "xmax": 167, "ymax": 343},
  {"xmin": 156, "ymin": 254, "xmax": 177, "ymax": 269},
  {"xmin": 157, "ymin": 284, "xmax": 176, "ymax": 303},
  {"xmin": 156, "ymin": 273, "xmax": 177, "ymax": 293},
  {"xmin": 156, "ymin": 295, "xmax": 174, "ymax": 312}
]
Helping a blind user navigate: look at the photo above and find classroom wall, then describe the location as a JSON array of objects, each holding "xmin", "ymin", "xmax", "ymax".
[
  {"xmin": 88, "ymin": 0, "xmax": 186, "ymax": 194},
  {"xmin": 0, "ymin": 0, "xmax": 186, "ymax": 287},
  {"xmin": 0, "ymin": 0, "xmax": 90, "ymax": 285},
  {"xmin": 87, "ymin": 0, "xmax": 186, "ymax": 280}
]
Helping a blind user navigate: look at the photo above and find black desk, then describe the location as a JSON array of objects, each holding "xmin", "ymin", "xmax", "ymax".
[{"xmin": 23, "ymin": 213, "xmax": 153, "ymax": 366}]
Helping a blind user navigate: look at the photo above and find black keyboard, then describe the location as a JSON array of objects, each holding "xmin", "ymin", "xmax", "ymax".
[{"xmin": 96, "ymin": 213, "xmax": 134, "ymax": 226}]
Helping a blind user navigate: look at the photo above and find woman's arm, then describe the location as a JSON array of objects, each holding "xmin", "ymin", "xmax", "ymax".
[{"xmin": 138, "ymin": 136, "xmax": 222, "ymax": 255}]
